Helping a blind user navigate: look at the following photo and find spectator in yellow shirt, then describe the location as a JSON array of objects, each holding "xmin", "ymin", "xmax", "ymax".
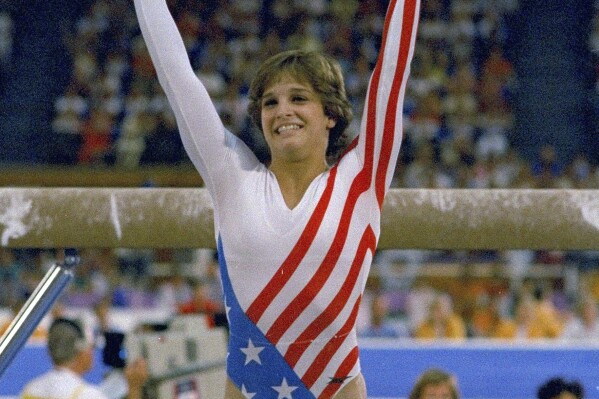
[
  {"xmin": 414, "ymin": 294, "xmax": 466, "ymax": 339},
  {"xmin": 492, "ymin": 296, "xmax": 562, "ymax": 339}
]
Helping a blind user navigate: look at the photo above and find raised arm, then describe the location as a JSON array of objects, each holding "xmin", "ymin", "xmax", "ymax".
[
  {"xmin": 133, "ymin": 0, "xmax": 237, "ymax": 191},
  {"xmin": 357, "ymin": 0, "xmax": 420, "ymax": 206}
]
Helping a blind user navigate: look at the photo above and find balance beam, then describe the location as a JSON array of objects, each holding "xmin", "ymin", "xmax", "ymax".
[{"xmin": 0, "ymin": 188, "xmax": 597, "ymax": 250}]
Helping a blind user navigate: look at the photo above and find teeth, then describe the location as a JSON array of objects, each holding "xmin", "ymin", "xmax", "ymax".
[{"xmin": 277, "ymin": 124, "xmax": 301, "ymax": 133}]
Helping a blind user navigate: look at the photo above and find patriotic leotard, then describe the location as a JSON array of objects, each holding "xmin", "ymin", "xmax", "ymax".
[{"xmin": 134, "ymin": 0, "xmax": 419, "ymax": 397}]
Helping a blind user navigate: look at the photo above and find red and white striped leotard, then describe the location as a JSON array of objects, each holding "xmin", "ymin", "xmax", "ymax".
[{"xmin": 134, "ymin": 0, "xmax": 420, "ymax": 397}]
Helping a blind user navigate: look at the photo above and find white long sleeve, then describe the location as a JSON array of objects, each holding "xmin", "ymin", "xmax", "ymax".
[{"xmin": 133, "ymin": 0, "xmax": 259, "ymax": 198}]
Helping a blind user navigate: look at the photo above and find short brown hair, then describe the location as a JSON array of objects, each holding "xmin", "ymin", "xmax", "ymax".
[
  {"xmin": 247, "ymin": 49, "xmax": 354, "ymax": 164},
  {"xmin": 409, "ymin": 368, "xmax": 460, "ymax": 399}
]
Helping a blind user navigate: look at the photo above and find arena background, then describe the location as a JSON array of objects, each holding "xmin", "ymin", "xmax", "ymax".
[
  {"xmin": 1, "ymin": 0, "xmax": 599, "ymax": 398},
  {"xmin": 1, "ymin": 340, "xmax": 599, "ymax": 398}
]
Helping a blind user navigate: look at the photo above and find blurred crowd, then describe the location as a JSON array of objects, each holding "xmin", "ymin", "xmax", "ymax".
[
  {"xmin": 358, "ymin": 255, "xmax": 599, "ymax": 341},
  {"xmin": 2, "ymin": 245, "xmax": 599, "ymax": 344},
  {"xmin": 0, "ymin": 0, "xmax": 593, "ymax": 188},
  {"xmin": 1, "ymin": 0, "xmax": 599, "ymax": 344}
]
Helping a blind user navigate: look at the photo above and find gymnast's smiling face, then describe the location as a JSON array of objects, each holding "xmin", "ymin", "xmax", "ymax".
[
  {"xmin": 247, "ymin": 49, "xmax": 353, "ymax": 167},
  {"xmin": 260, "ymin": 74, "xmax": 336, "ymax": 166}
]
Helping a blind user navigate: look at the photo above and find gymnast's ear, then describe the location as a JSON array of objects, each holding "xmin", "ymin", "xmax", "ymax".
[{"xmin": 327, "ymin": 117, "xmax": 337, "ymax": 130}]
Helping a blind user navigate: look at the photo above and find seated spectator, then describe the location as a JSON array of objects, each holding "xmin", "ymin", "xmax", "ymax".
[
  {"xmin": 537, "ymin": 377, "xmax": 584, "ymax": 399},
  {"xmin": 49, "ymin": 108, "xmax": 84, "ymax": 165},
  {"xmin": 139, "ymin": 110, "xmax": 185, "ymax": 165},
  {"xmin": 177, "ymin": 279, "xmax": 223, "ymax": 328},
  {"xmin": 115, "ymin": 109, "xmax": 156, "ymax": 168},
  {"xmin": 414, "ymin": 293, "xmax": 466, "ymax": 339},
  {"xmin": 409, "ymin": 368, "xmax": 460, "ymax": 399},
  {"xmin": 359, "ymin": 294, "xmax": 404, "ymax": 338},
  {"xmin": 154, "ymin": 272, "xmax": 193, "ymax": 310},
  {"xmin": 560, "ymin": 296, "xmax": 599, "ymax": 341},
  {"xmin": 78, "ymin": 108, "xmax": 116, "ymax": 165},
  {"xmin": 19, "ymin": 317, "xmax": 148, "ymax": 399},
  {"xmin": 493, "ymin": 296, "xmax": 562, "ymax": 339},
  {"xmin": 0, "ymin": 248, "xmax": 23, "ymax": 309},
  {"xmin": 470, "ymin": 295, "xmax": 504, "ymax": 338},
  {"xmin": 532, "ymin": 144, "xmax": 564, "ymax": 188}
]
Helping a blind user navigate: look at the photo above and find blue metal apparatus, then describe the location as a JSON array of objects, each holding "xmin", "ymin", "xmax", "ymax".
[{"xmin": 0, "ymin": 249, "xmax": 80, "ymax": 377}]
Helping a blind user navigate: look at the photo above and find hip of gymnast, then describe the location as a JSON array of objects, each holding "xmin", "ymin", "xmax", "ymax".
[{"xmin": 132, "ymin": 0, "xmax": 420, "ymax": 397}]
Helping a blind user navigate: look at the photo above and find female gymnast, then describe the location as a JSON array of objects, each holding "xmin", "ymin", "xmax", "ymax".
[{"xmin": 133, "ymin": 0, "xmax": 420, "ymax": 397}]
